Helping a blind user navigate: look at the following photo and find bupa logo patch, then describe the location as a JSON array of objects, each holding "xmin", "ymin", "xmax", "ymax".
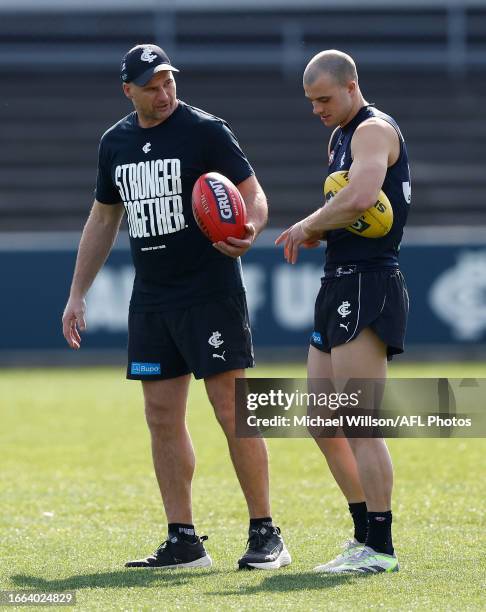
[
  {"xmin": 131, "ymin": 362, "xmax": 161, "ymax": 375},
  {"xmin": 311, "ymin": 331, "xmax": 323, "ymax": 345},
  {"xmin": 207, "ymin": 179, "xmax": 235, "ymax": 224}
]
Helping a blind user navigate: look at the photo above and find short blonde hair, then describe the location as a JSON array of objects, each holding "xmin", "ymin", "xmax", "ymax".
[{"xmin": 303, "ymin": 49, "xmax": 358, "ymax": 87}]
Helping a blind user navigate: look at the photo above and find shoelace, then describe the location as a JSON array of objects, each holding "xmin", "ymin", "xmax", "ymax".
[
  {"xmin": 345, "ymin": 545, "xmax": 374, "ymax": 563},
  {"xmin": 341, "ymin": 539, "xmax": 361, "ymax": 552},
  {"xmin": 154, "ymin": 534, "xmax": 208, "ymax": 555},
  {"xmin": 247, "ymin": 526, "xmax": 280, "ymax": 551},
  {"xmin": 154, "ymin": 540, "xmax": 169, "ymax": 555}
]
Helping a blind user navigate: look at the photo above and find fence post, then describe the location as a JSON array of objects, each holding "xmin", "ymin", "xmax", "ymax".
[
  {"xmin": 447, "ymin": 2, "xmax": 467, "ymax": 77},
  {"xmin": 154, "ymin": 2, "xmax": 177, "ymax": 58},
  {"xmin": 281, "ymin": 20, "xmax": 303, "ymax": 77}
]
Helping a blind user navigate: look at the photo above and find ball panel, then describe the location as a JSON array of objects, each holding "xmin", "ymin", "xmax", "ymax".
[
  {"xmin": 192, "ymin": 172, "xmax": 246, "ymax": 243},
  {"xmin": 197, "ymin": 180, "xmax": 229, "ymax": 242},
  {"xmin": 323, "ymin": 170, "xmax": 393, "ymax": 238},
  {"xmin": 192, "ymin": 180, "xmax": 220, "ymax": 241},
  {"xmin": 193, "ymin": 189, "xmax": 224, "ymax": 242},
  {"xmin": 202, "ymin": 175, "xmax": 246, "ymax": 240},
  {"xmin": 324, "ymin": 171, "xmax": 349, "ymax": 203}
]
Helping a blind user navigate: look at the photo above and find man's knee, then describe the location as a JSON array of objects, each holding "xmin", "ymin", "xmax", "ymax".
[
  {"xmin": 314, "ymin": 434, "xmax": 342, "ymax": 449},
  {"xmin": 145, "ymin": 400, "xmax": 169, "ymax": 431},
  {"xmin": 144, "ymin": 396, "xmax": 183, "ymax": 435},
  {"xmin": 212, "ymin": 397, "xmax": 235, "ymax": 432},
  {"xmin": 346, "ymin": 436, "xmax": 383, "ymax": 452},
  {"xmin": 142, "ymin": 376, "xmax": 190, "ymax": 433},
  {"xmin": 205, "ymin": 371, "xmax": 240, "ymax": 433},
  {"xmin": 206, "ymin": 388, "xmax": 234, "ymax": 433}
]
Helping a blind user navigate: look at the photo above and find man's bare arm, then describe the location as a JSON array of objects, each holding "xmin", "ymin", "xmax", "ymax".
[
  {"xmin": 62, "ymin": 200, "xmax": 124, "ymax": 349},
  {"xmin": 276, "ymin": 119, "xmax": 398, "ymax": 263},
  {"xmin": 304, "ymin": 120, "xmax": 395, "ymax": 231}
]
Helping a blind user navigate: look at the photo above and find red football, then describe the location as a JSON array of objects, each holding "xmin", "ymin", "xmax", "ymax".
[{"xmin": 192, "ymin": 172, "xmax": 247, "ymax": 242}]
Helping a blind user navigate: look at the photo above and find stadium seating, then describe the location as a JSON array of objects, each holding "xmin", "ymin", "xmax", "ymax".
[{"xmin": 0, "ymin": 6, "xmax": 484, "ymax": 229}]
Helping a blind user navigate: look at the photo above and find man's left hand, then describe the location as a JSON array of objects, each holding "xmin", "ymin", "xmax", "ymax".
[{"xmin": 213, "ymin": 223, "xmax": 256, "ymax": 258}]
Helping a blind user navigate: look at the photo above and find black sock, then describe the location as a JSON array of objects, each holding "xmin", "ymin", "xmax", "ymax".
[
  {"xmin": 249, "ymin": 516, "xmax": 273, "ymax": 530},
  {"xmin": 348, "ymin": 502, "xmax": 368, "ymax": 544},
  {"xmin": 365, "ymin": 511, "xmax": 394, "ymax": 555},
  {"xmin": 168, "ymin": 523, "xmax": 196, "ymax": 540}
]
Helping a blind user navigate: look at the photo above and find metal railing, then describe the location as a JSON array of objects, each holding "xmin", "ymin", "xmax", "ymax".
[{"xmin": 0, "ymin": 3, "xmax": 484, "ymax": 75}]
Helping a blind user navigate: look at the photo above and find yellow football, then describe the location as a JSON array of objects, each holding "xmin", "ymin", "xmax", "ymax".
[{"xmin": 323, "ymin": 170, "xmax": 393, "ymax": 238}]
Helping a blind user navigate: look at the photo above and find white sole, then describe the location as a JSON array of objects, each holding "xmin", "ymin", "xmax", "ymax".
[
  {"xmin": 314, "ymin": 557, "xmax": 355, "ymax": 573},
  {"xmin": 314, "ymin": 563, "xmax": 339, "ymax": 573},
  {"xmin": 313, "ymin": 545, "xmax": 364, "ymax": 573},
  {"xmin": 130, "ymin": 554, "xmax": 213, "ymax": 569},
  {"xmin": 246, "ymin": 546, "xmax": 292, "ymax": 570},
  {"xmin": 326, "ymin": 561, "xmax": 399, "ymax": 574}
]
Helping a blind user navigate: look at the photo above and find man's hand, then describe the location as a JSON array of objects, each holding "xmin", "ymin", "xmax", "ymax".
[
  {"xmin": 275, "ymin": 220, "xmax": 322, "ymax": 264},
  {"xmin": 213, "ymin": 223, "xmax": 256, "ymax": 258},
  {"xmin": 62, "ymin": 296, "xmax": 87, "ymax": 350}
]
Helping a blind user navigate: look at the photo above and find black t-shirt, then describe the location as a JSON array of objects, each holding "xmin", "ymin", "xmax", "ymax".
[{"xmin": 95, "ymin": 101, "xmax": 254, "ymax": 312}]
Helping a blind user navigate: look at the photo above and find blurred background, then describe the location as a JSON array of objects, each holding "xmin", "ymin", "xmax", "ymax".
[{"xmin": 1, "ymin": 0, "xmax": 485, "ymax": 364}]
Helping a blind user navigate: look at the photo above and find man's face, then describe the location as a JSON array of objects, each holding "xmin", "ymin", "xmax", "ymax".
[
  {"xmin": 304, "ymin": 71, "xmax": 355, "ymax": 128},
  {"xmin": 123, "ymin": 70, "xmax": 177, "ymax": 125}
]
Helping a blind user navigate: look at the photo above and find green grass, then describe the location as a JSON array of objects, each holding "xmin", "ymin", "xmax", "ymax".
[{"xmin": 1, "ymin": 363, "xmax": 485, "ymax": 611}]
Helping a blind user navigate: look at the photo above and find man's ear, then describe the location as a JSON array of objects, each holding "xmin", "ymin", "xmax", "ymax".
[{"xmin": 122, "ymin": 83, "xmax": 132, "ymax": 100}]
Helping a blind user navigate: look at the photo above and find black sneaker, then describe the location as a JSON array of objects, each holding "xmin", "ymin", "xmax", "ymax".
[
  {"xmin": 238, "ymin": 525, "xmax": 291, "ymax": 570},
  {"xmin": 125, "ymin": 534, "xmax": 212, "ymax": 569}
]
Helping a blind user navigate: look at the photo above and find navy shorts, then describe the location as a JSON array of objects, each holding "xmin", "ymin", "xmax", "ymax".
[
  {"xmin": 127, "ymin": 292, "xmax": 254, "ymax": 381},
  {"xmin": 310, "ymin": 268, "xmax": 409, "ymax": 360}
]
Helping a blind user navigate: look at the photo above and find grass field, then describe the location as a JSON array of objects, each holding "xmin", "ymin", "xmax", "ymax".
[{"xmin": 1, "ymin": 363, "xmax": 485, "ymax": 611}]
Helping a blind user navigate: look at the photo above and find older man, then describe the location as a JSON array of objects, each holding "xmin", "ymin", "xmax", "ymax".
[{"xmin": 63, "ymin": 44, "xmax": 290, "ymax": 571}]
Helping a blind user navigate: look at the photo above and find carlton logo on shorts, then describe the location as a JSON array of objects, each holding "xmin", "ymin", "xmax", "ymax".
[
  {"xmin": 337, "ymin": 301, "xmax": 352, "ymax": 318},
  {"xmin": 208, "ymin": 331, "xmax": 224, "ymax": 348},
  {"xmin": 131, "ymin": 362, "xmax": 161, "ymax": 375}
]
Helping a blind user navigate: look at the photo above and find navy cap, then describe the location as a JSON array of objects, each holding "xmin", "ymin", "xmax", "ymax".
[{"xmin": 120, "ymin": 44, "xmax": 179, "ymax": 86}]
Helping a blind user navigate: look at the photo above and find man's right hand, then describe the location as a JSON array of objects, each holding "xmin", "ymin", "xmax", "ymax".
[
  {"xmin": 62, "ymin": 296, "xmax": 87, "ymax": 350},
  {"xmin": 275, "ymin": 220, "xmax": 323, "ymax": 264}
]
